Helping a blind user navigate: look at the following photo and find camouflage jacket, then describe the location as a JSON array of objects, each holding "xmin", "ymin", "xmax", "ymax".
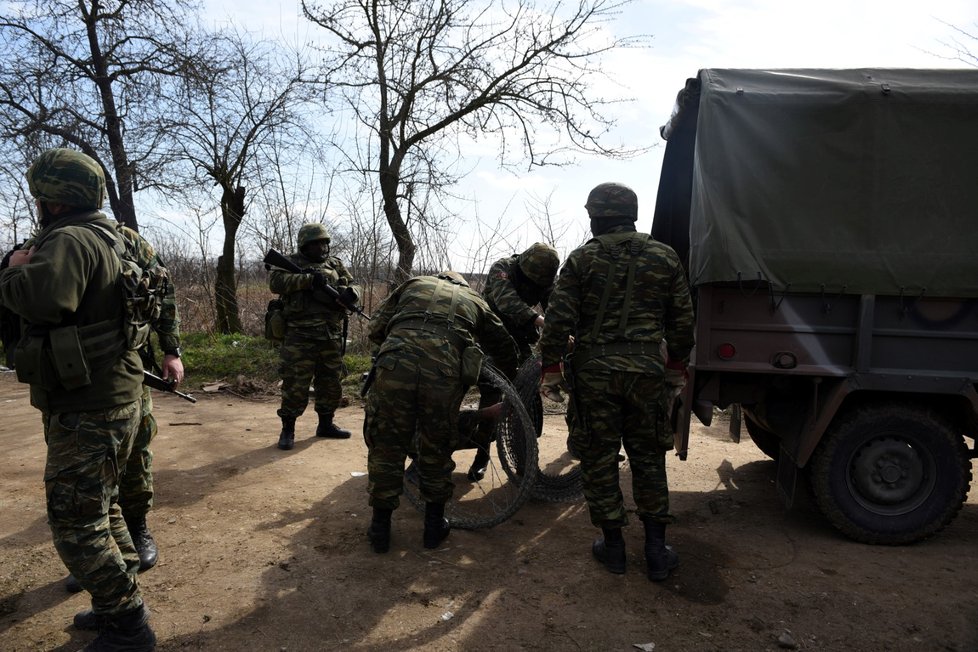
[
  {"xmin": 539, "ymin": 226, "xmax": 695, "ymax": 373},
  {"xmin": 482, "ymin": 254, "xmax": 553, "ymax": 345},
  {"xmin": 369, "ymin": 275, "xmax": 519, "ymax": 379},
  {"xmin": 268, "ymin": 251, "xmax": 356, "ymax": 329},
  {"xmin": 0, "ymin": 210, "xmax": 142, "ymax": 412}
]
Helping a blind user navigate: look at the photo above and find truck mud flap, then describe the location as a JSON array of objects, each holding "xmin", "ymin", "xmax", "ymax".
[
  {"xmin": 728, "ymin": 404, "xmax": 742, "ymax": 443},
  {"xmin": 776, "ymin": 446, "xmax": 798, "ymax": 509}
]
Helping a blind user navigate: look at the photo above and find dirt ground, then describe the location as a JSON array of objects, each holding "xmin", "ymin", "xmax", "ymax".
[{"xmin": 2, "ymin": 371, "xmax": 978, "ymax": 652}]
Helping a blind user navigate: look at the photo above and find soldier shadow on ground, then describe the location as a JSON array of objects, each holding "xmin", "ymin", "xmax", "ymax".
[
  {"xmin": 0, "ymin": 399, "xmax": 345, "ymax": 650},
  {"xmin": 150, "ymin": 432, "xmax": 325, "ymax": 510},
  {"xmin": 0, "ymin": 450, "xmax": 803, "ymax": 651},
  {"xmin": 0, "ymin": 513, "xmax": 51, "ymax": 550},
  {"xmin": 154, "ymin": 470, "xmax": 542, "ymax": 650},
  {"xmin": 0, "ymin": 447, "xmax": 851, "ymax": 649},
  {"xmin": 0, "ymin": 578, "xmax": 79, "ymax": 645},
  {"xmin": 0, "ymin": 417, "xmax": 317, "ymax": 551},
  {"xmin": 8, "ymin": 408, "xmax": 978, "ymax": 651},
  {"xmin": 151, "ymin": 454, "xmax": 797, "ymax": 651}
]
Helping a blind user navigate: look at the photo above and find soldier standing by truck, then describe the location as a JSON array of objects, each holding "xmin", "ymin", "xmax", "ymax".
[
  {"xmin": 268, "ymin": 223, "xmax": 361, "ymax": 450},
  {"xmin": 539, "ymin": 182, "xmax": 695, "ymax": 581}
]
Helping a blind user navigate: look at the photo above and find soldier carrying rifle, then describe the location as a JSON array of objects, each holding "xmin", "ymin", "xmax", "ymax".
[{"xmin": 266, "ymin": 223, "xmax": 363, "ymax": 450}]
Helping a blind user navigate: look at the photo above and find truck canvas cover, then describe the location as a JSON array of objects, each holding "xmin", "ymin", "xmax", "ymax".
[{"xmin": 652, "ymin": 68, "xmax": 978, "ymax": 297}]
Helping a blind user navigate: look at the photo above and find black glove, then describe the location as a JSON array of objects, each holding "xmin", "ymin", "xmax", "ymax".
[
  {"xmin": 311, "ymin": 272, "xmax": 327, "ymax": 292},
  {"xmin": 337, "ymin": 286, "xmax": 358, "ymax": 308}
]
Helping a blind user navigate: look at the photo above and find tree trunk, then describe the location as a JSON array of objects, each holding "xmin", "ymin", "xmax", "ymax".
[
  {"xmin": 215, "ymin": 185, "xmax": 245, "ymax": 334},
  {"xmin": 380, "ymin": 167, "xmax": 414, "ymax": 284},
  {"xmin": 85, "ymin": 7, "xmax": 138, "ymax": 231}
]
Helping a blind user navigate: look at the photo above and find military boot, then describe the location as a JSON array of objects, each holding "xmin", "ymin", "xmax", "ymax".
[
  {"xmin": 64, "ymin": 573, "xmax": 84, "ymax": 593},
  {"xmin": 277, "ymin": 416, "xmax": 296, "ymax": 450},
  {"xmin": 591, "ymin": 526, "xmax": 626, "ymax": 574},
  {"xmin": 316, "ymin": 414, "xmax": 351, "ymax": 439},
  {"xmin": 126, "ymin": 514, "xmax": 159, "ymax": 572},
  {"xmin": 73, "ymin": 608, "xmax": 105, "ymax": 631},
  {"xmin": 75, "ymin": 605, "xmax": 151, "ymax": 631},
  {"xmin": 422, "ymin": 502, "xmax": 451, "ymax": 549},
  {"xmin": 82, "ymin": 604, "xmax": 155, "ymax": 652},
  {"xmin": 367, "ymin": 508, "xmax": 392, "ymax": 553},
  {"xmin": 643, "ymin": 518, "xmax": 679, "ymax": 582}
]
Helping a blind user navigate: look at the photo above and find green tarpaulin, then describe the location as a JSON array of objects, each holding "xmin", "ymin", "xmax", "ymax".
[{"xmin": 652, "ymin": 68, "xmax": 978, "ymax": 297}]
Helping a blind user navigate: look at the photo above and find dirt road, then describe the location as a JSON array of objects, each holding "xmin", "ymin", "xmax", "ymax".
[{"xmin": 2, "ymin": 371, "xmax": 977, "ymax": 651}]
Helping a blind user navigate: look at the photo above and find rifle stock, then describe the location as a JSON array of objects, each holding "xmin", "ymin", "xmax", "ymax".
[
  {"xmin": 263, "ymin": 248, "xmax": 370, "ymax": 320},
  {"xmin": 143, "ymin": 370, "xmax": 197, "ymax": 403}
]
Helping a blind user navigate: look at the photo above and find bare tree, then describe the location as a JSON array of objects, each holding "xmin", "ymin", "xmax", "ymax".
[
  {"xmin": 0, "ymin": 0, "xmax": 200, "ymax": 230},
  {"xmin": 164, "ymin": 32, "xmax": 316, "ymax": 333},
  {"xmin": 300, "ymin": 0, "xmax": 647, "ymax": 282},
  {"xmin": 0, "ymin": 149, "xmax": 40, "ymax": 250},
  {"xmin": 935, "ymin": 21, "xmax": 978, "ymax": 67}
]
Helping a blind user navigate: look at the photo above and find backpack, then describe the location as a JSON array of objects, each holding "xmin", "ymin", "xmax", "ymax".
[{"xmin": 86, "ymin": 222, "xmax": 169, "ymax": 352}]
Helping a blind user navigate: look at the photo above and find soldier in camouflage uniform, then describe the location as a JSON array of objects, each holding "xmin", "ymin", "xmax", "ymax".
[
  {"xmin": 268, "ymin": 223, "xmax": 361, "ymax": 450},
  {"xmin": 0, "ymin": 149, "xmax": 155, "ymax": 650},
  {"xmin": 63, "ymin": 225, "xmax": 183, "ymax": 600},
  {"xmin": 363, "ymin": 271, "xmax": 518, "ymax": 553},
  {"xmin": 483, "ymin": 242, "xmax": 559, "ymax": 361},
  {"xmin": 117, "ymin": 226, "xmax": 182, "ymax": 572},
  {"xmin": 464, "ymin": 242, "xmax": 560, "ymax": 480},
  {"xmin": 538, "ymin": 182, "xmax": 695, "ymax": 582}
]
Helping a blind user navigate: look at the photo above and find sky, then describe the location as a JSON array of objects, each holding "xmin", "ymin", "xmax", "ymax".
[{"xmin": 202, "ymin": 0, "xmax": 978, "ymax": 267}]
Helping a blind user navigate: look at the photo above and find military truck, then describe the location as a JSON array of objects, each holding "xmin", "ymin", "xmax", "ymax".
[{"xmin": 651, "ymin": 68, "xmax": 978, "ymax": 544}]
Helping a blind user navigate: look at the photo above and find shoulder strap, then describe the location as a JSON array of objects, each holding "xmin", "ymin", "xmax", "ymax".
[
  {"xmin": 423, "ymin": 279, "xmax": 461, "ymax": 325},
  {"xmin": 589, "ymin": 233, "xmax": 651, "ymax": 340},
  {"xmin": 76, "ymin": 220, "xmax": 128, "ymax": 260}
]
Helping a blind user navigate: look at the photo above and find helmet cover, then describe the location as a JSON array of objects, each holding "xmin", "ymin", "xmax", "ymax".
[
  {"xmin": 26, "ymin": 148, "xmax": 106, "ymax": 210},
  {"xmin": 584, "ymin": 182, "xmax": 638, "ymax": 220}
]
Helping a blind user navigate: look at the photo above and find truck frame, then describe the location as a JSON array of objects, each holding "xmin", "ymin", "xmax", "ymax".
[{"xmin": 652, "ymin": 68, "xmax": 978, "ymax": 544}]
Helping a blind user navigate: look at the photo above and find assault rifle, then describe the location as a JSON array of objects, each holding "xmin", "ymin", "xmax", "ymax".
[
  {"xmin": 143, "ymin": 370, "xmax": 197, "ymax": 403},
  {"xmin": 263, "ymin": 248, "xmax": 370, "ymax": 320}
]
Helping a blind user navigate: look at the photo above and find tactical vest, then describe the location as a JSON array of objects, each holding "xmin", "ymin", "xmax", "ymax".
[
  {"xmin": 573, "ymin": 231, "xmax": 664, "ymax": 367},
  {"xmin": 14, "ymin": 219, "xmax": 166, "ymax": 391},
  {"xmin": 280, "ymin": 255, "xmax": 345, "ymax": 324},
  {"xmin": 386, "ymin": 277, "xmax": 484, "ymax": 384}
]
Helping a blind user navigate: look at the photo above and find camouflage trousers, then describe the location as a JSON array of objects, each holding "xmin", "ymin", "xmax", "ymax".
[
  {"xmin": 277, "ymin": 327, "xmax": 344, "ymax": 420},
  {"xmin": 570, "ymin": 368, "xmax": 675, "ymax": 528},
  {"xmin": 365, "ymin": 351, "xmax": 465, "ymax": 510},
  {"xmin": 42, "ymin": 400, "xmax": 143, "ymax": 616},
  {"xmin": 117, "ymin": 387, "xmax": 156, "ymax": 520}
]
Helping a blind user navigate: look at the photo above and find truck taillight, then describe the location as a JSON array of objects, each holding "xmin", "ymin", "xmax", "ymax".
[{"xmin": 717, "ymin": 343, "xmax": 736, "ymax": 360}]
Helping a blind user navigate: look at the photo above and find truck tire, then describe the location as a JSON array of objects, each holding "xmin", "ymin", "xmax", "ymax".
[
  {"xmin": 743, "ymin": 413, "xmax": 780, "ymax": 460},
  {"xmin": 810, "ymin": 404, "xmax": 971, "ymax": 545}
]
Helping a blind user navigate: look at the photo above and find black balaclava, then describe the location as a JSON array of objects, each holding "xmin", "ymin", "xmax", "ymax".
[{"xmin": 590, "ymin": 215, "xmax": 636, "ymax": 236}]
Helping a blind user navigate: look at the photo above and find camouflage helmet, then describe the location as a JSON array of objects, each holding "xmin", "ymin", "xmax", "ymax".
[
  {"xmin": 436, "ymin": 270, "xmax": 469, "ymax": 287},
  {"xmin": 26, "ymin": 148, "xmax": 106, "ymax": 210},
  {"xmin": 584, "ymin": 182, "xmax": 638, "ymax": 220},
  {"xmin": 518, "ymin": 242, "xmax": 559, "ymax": 286},
  {"xmin": 297, "ymin": 223, "xmax": 331, "ymax": 248}
]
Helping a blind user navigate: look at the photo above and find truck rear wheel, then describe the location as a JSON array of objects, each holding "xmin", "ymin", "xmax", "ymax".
[{"xmin": 810, "ymin": 404, "xmax": 971, "ymax": 544}]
